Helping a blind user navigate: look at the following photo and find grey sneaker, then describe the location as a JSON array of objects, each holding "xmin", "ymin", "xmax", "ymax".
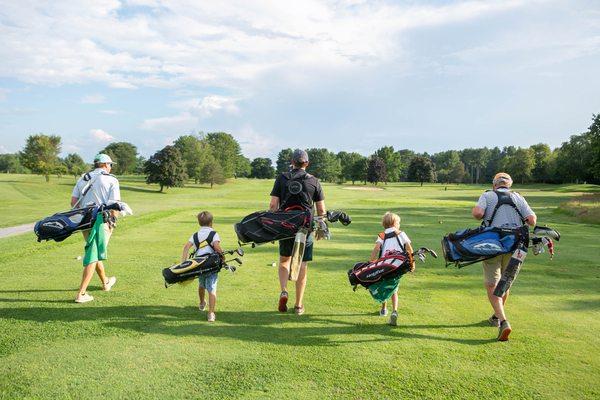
[
  {"xmin": 198, "ymin": 302, "xmax": 206, "ymax": 311},
  {"xmin": 389, "ymin": 311, "xmax": 398, "ymax": 326},
  {"xmin": 75, "ymin": 292, "xmax": 94, "ymax": 303},
  {"xmin": 207, "ymin": 312, "xmax": 216, "ymax": 322},
  {"xmin": 498, "ymin": 320, "xmax": 512, "ymax": 341},
  {"xmin": 379, "ymin": 308, "xmax": 388, "ymax": 317},
  {"xmin": 294, "ymin": 305, "xmax": 305, "ymax": 316},
  {"xmin": 278, "ymin": 291, "xmax": 289, "ymax": 313},
  {"xmin": 103, "ymin": 276, "xmax": 117, "ymax": 291},
  {"xmin": 488, "ymin": 315, "xmax": 500, "ymax": 327}
]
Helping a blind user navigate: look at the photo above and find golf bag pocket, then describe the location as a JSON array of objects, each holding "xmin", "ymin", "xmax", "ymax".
[
  {"xmin": 442, "ymin": 226, "xmax": 527, "ymax": 267},
  {"xmin": 348, "ymin": 251, "xmax": 411, "ymax": 288},
  {"xmin": 235, "ymin": 209, "xmax": 311, "ymax": 245},
  {"xmin": 34, "ymin": 205, "xmax": 99, "ymax": 242},
  {"xmin": 162, "ymin": 253, "xmax": 222, "ymax": 286}
]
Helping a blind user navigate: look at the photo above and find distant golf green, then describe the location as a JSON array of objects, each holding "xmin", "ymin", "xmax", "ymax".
[{"xmin": 0, "ymin": 174, "xmax": 598, "ymax": 399}]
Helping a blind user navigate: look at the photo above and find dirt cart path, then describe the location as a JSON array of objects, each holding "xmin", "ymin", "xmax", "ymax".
[{"xmin": 0, "ymin": 223, "xmax": 34, "ymax": 239}]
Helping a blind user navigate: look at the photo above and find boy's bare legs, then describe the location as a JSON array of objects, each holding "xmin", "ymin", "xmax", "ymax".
[
  {"xmin": 95, "ymin": 261, "xmax": 108, "ymax": 285},
  {"xmin": 294, "ymin": 262, "xmax": 308, "ymax": 308},
  {"xmin": 198, "ymin": 286, "xmax": 206, "ymax": 308},
  {"xmin": 77, "ymin": 262, "xmax": 96, "ymax": 298},
  {"xmin": 486, "ymin": 283, "xmax": 507, "ymax": 321},
  {"xmin": 391, "ymin": 292, "xmax": 398, "ymax": 312},
  {"xmin": 208, "ymin": 292, "xmax": 216, "ymax": 313}
]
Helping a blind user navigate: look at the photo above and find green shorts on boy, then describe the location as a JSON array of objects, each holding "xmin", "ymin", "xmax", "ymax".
[{"xmin": 181, "ymin": 211, "xmax": 224, "ymax": 322}]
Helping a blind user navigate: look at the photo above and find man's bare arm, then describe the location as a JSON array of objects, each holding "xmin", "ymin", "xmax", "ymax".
[
  {"xmin": 315, "ymin": 200, "xmax": 326, "ymax": 217},
  {"xmin": 472, "ymin": 206, "xmax": 485, "ymax": 220},
  {"xmin": 71, "ymin": 196, "xmax": 78, "ymax": 207},
  {"xmin": 525, "ymin": 214, "xmax": 537, "ymax": 227},
  {"xmin": 269, "ymin": 196, "xmax": 280, "ymax": 212}
]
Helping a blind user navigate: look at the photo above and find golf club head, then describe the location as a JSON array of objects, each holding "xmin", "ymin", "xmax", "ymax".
[
  {"xmin": 236, "ymin": 248, "xmax": 244, "ymax": 257},
  {"xmin": 533, "ymin": 226, "xmax": 561, "ymax": 241},
  {"xmin": 233, "ymin": 257, "xmax": 243, "ymax": 265}
]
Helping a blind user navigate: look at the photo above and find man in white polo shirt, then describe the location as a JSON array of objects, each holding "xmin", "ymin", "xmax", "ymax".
[
  {"xmin": 472, "ymin": 172, "xmax": 536, "ymax": 341},
  {"xmin": 71, "ymin": 153, "xmax": 121, "ymax": 303}
]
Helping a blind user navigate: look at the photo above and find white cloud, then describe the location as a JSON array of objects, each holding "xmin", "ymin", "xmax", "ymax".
[
  {"xmin": 141, "ymin": 94, "xmax": 240, "ymax": 131},
  {"xmin": 81, "ymin": 94, "xmax": 106, "ymax": 104},
  {"xmin": 234, "ymin": 126, "xmax": 279, "ymax": 160},
  {"xmin": 0, "ymin": 145, "xmax": 8, "ymax": 153},
  {"xmin": 100, "ymin": 109, "xmax": 120, "ymax": 115},
  {"xmin": 0, "ymin": 1, "xmax": 533, "ymax": 90},
  {"xmin": 90, "ymin": 128, "xmax": 114, "ymax": 142}
]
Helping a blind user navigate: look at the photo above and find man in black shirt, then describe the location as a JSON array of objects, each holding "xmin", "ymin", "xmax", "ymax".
[{"xmin": 269, "ymin": 149, "xmax": 326, "ymax": 315}]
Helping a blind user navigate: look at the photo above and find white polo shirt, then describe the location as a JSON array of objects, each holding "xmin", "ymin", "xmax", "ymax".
[
  {"xmin": 376, "ymin": 228, "xmax": 411, "ymax": 256},
  {"xmin": 72, "ymin": 169, "xmax": 121, "ymax": 207}
]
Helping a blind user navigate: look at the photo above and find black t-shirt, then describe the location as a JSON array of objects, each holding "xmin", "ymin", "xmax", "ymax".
[{"xmin": 270, "ymin": 169, "xmax": 325, "ymax": 211}]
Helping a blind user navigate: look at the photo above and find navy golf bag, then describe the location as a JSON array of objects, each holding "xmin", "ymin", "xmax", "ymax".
[
  {"xmin": 234, "ymin": 209, "xmax": 311, "ymax": 245},
  {"xmin": 442, "ymin": 225, "xmax": 529, "ymax": 268},
  {"xmin": 34, "ymin": 203, "xmax": 122, "ymax": 243},
  {"xmin": 348, "ymin": 251, "xmax": 412, "ymax": 288},
  {"xmin": 162, "ymin": 253, "xmax": 223, "ymax": 287}
]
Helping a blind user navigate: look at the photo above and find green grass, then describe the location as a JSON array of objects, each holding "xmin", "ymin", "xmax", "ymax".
[{"xmin": 1, "ymin": 174, "xmax": 599, "ymax": 399}]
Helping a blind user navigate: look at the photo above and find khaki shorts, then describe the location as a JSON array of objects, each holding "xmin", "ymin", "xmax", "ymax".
[
  {"xmin": 482, "ymin": 253, "xmax": 512, "ymax": 285},
  {"xmin": 81, "ymin": 223, "xmax": 113, "ymax": 243}
]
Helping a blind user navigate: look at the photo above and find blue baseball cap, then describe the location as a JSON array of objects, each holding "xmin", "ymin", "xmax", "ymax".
[{"xmin": 94, "ymin": 153, "xmax": 115, "ymax": 164}]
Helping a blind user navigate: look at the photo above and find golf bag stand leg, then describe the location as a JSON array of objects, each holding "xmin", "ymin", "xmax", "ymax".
[
  {"xmin": 289, "ymin": 228, "xmax": 308, "ymax": 281},
  {"xmin": 493, "ymin": 242, "xmax": 529, "ymax": 297}
]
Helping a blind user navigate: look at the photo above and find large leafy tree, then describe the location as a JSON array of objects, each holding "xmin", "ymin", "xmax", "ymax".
[
  {"xmin": 144, "ymin": 145, "xmax": 187, "ymax": 192},
  {"xmin": 337, "ymin": 151, "xmax": 365, "ymax": 183},
  {"xmin": 250, "ymin": 158, "xmax": 275, "ymax": 179},
  {"xmin": 396, "ymin": 149, "xmax": 415, "ymax": 181},
  {"xmin": 367, "ymin": 156, "xmax": 387, "ymax": 185},
  {"xmin": 306, "ymin": 148, "xmax": 341, "ymax": 182},
  {"xmin": 63, "ymin": 153, "xmax": 88, "ymax": 177},
  {"xmin": 374, "ymin": 146, "xmax": 402, "ymax": 182},
  {"xmin": 19, "ymin": 134, "xmax": 61, "ymax": 182},
  {"xmin": 205, "ymin": 132, "xmax": 242, "ymax": 178},
  {"xmin": 529, "ymin": 143, "xmax": 553, "ymax": 183},
  {"xmin": 407, "ymin": 156, "xmax": 435, "ymax": 186},
  {"xmin": 0, "ymin": 154, "xmax": 28, "ymax": 173},
  {"xmin": 101, "ymin": 142, "xmax": 138, "ymax": 175},
  {"xmin": 433, "ymin": 150, "xmax": 464, "ymax": 183},
  {"xmin": 173, "ymin": 135, "xmax": 214, "ymax": 183},
  {"xmin": 587, "ymin": 114, "xmax": 600, "ymax": 183},
  {"xmin": 276, "ymin": 148, "xmax": 294, "ymax": 174},
  {"xmin": 350, "ymin": 156, "xmax": 368, "ymax": 184},
  {"xmin": 235, "ymin": 155, "xmax": 252, "ymax": 178},
  {"xmin": 199, "ymin": 154, "xmax": 225, "ymax": 188},
  {"xmin": 503, "ymin": 147, "xmax": 535, "ymax": 184}
]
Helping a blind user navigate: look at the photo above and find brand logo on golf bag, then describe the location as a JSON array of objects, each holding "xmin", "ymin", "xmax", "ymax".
[
  {"xmin": 42, "ymin": 221, "xmax": 65, "ymax": 230},
  {"xmin": 473, "ymin": 242, "xmax": 503, "ymax": 252}
]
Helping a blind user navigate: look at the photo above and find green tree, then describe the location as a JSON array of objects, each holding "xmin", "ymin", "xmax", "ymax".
[
  {"xmin": 374, "ymin": 146, "xmax": 402, "ymax": 182},
  {"xmin": 350, "ymin": 157, "xmax": 368, "ymax": 184},
  {"xmin": 367, "ymin": 156, "xmax": 387, "ymax": 185},
  {"xmin": 250, "ymin": 158, "xmax": 275, "ymax": 179},
  {"xmin": 144, "ymin": 145, "xmax": 187, "ymax": 192},
  {"xmin": 504, "ymin": 147, "xmax": 535, "ymax": 184},
  {"xmin": 407, "ymin": 156, "xmax": 435, "ymax": 186},
  {"xmin": 483, "ymin": 147, "xmax": 503, "ymax": 183},
  {"xmin": 134, "ymin": 156, "xmax": 146, "ymax": 174},
  {"xmin": 306, "ymin": 148, "xmax": 341, "ymax": 182},
  {"xmin": 276, "ymin": 148, "xmax": 294, "ymax": 174},
  {"xmin": 587, "ymin": 114, "xmax": 600, "ymax": 183},
  {"xmin": 396, "ymin": 149, "xmax": 415, "ymax": 181},
  {"xmin": 235, "ymin": 155, "xmax": 251, "ymax": 178},
  {"xmin": 63, "ymin": 153, "xmax": 88, "ymax": 177},
  {"xmin": 529, "ymin": 143, "xmax": 553, "ymax": 183},
  {"xmin": 199, "ymin": 154, "xmax": 226, "ymax": 188},
  {"xmin": 0, "ymin": 154, "xmax": 28, "ymax": 173},
  {"xmin": 173, "ymin": 135, "xmax": 213, "ymax": 183},
  {"xmin": 205, "ymin": 132, "xmax": 242, "ymax": 178},
  {"xmin": 101, "ymin": 142, "xmax": 138, "ymax": 175},
  {"xmin": 337, "ymin": 151, "xmax": 365, "ymax": 183},
  {"xmin": 19, "ymin": 134, "xmax": 61, "ymax": 182},
  {"xmin": 433, "ymin": 150, "xmax": 464, "ymax": 183}
]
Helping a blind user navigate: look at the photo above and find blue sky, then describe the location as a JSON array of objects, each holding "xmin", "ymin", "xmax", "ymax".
[{"xmin": 0, "ymin": 0, "xmax": 599, "ymax": 162}]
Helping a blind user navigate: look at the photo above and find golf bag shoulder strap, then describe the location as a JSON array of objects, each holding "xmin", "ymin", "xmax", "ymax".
[
  {"xmin": 486, "ymin": 190, "xmax": 526, "ymax": 226},
  {"xmin": 192, "ymin": 230, "xmax": 217, "ymax": 252},
  {"xmin": 378, "ymin": 231, "xmax": 406, "ymax": 258}
]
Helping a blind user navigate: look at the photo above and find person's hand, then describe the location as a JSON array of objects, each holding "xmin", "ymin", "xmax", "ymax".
[{"xmin": 315, "ymin": 218, "xmax": 330, "ymax": 240}]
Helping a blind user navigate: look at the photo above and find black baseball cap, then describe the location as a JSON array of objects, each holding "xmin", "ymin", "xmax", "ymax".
[{"xmin": 292, "ymin": 149, "xmax": 309, "ymax": 163}]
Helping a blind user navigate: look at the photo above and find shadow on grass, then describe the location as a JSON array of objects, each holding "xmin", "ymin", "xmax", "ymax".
[{"xmin": 0, "ymin": 304, "xmax": 495, "ymax": 347}]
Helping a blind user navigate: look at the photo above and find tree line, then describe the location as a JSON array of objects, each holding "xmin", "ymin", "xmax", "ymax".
[{"xmin": 1, "ymin": 114, "xmax": 598, "ymax": 187}]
